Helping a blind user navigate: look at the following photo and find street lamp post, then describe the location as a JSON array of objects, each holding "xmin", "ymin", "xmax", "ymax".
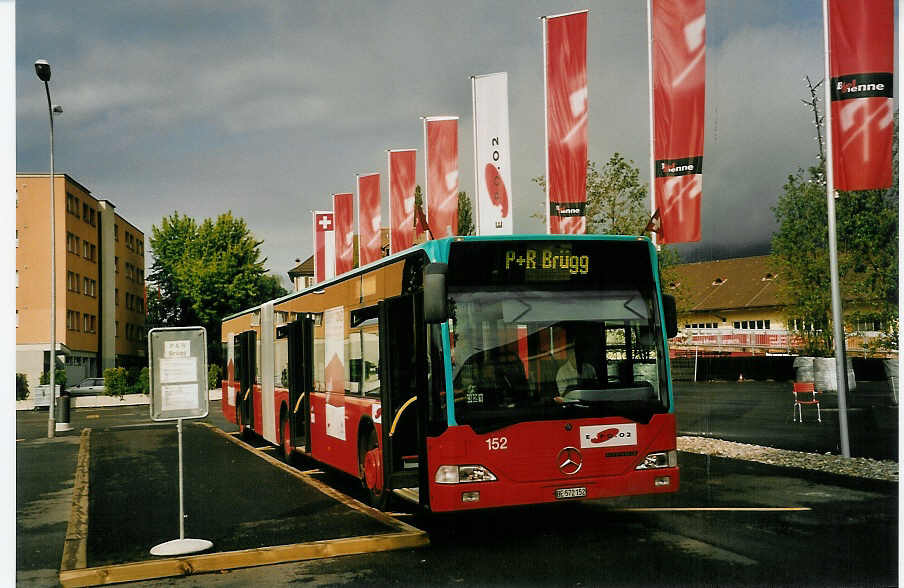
[{"xmin": 35, "ymin": 59, "xmax": 62, "ymax": 438}]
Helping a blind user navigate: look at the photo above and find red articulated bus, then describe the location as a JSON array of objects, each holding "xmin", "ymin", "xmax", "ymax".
[{"xmin": 221, "ymin": 235, "xmax": 679, "ymax": 512}]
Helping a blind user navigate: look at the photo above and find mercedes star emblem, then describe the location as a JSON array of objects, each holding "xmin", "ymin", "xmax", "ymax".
[{"xmin": 557, "ymin": 446, "xmax": 583, "ymax": 475}]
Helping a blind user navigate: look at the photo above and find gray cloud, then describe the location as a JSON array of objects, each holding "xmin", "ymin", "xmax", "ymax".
[{"xmin": 17, "ymin": 0, "xmax": 888, "ymax": 283}]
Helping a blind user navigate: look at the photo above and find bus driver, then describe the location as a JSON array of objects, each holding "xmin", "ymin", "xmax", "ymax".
[{"xmin": 556, "ymin": 345, "xmax": 597, "ymax": 395}]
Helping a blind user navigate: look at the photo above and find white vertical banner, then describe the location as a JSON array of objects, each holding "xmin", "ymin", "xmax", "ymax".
[{"xmin": 472, "ymin": 72, "xmax": 514, "ymax": 235}]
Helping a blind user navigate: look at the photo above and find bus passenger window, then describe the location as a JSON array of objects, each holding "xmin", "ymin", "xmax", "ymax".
[
  {"xmin": 347, "ymin": 331, "xmax": 362, "ymax": 394},
  {"xmin": 362, "ymin": 328, "xmax": 380, "ymax": 397},
  {"xmin": 255, "ymin": 336, "xmax": 261, "ymax": 385},
  {"xmin": 275, "ymin": 337, "xmax": 289, "ymax": 389},
  {"xmin": 313, "ymin": 335, "xmax": 325, "ymax": 392}
]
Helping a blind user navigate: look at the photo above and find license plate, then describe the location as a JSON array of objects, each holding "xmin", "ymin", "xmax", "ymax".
[{"xmin": 555, "ymin": 487, "xmax": 587, "ymax": 500}]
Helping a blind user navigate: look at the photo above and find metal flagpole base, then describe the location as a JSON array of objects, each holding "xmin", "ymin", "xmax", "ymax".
[{"xmin": 150, "ymin": 538, "xmax": 213, "ymax": 557}]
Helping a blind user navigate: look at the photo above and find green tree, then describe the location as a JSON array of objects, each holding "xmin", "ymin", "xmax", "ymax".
[
  {"xmin": 147, "ymin": 211, "xmax": 288, "ymax": 363},
  {"xmin": 533, "ymin": 154, "xmax": 650, "ymax": 235},
  {"xmin": 457, "ymin": 191, "xmax": 475, "ymax": 236},
  {"xmin": 16, "ymin": 373, "xmax": 30, "ymax": 400},
  {"xmin": 772, "ymin": 165, "xmax": 898, "ymax": 355},
  {"xmin": 772, "ymin": 85, "xmax": 897, "ymax": 355},
  {"xmin": 532, "ymin": 154, "xmax": 681, "ymax": 278}
]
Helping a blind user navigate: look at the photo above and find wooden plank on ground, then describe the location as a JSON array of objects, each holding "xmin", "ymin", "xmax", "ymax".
[{"xmin": 60, "ymin": 428, "xmax": 91, "ymax": 573}]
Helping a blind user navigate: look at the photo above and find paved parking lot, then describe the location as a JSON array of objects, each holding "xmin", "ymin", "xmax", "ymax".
[{"xmin": 15, "ymin": 381, "xmax": 898, "ymax": 586}]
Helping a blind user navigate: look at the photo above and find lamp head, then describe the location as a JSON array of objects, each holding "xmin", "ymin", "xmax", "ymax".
[{"xmin": 34, "ymin": 59, "xmax": 51, "ymax": 82}]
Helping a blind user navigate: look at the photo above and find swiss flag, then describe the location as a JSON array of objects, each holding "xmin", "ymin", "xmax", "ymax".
[{"xmin": 313, "ymin": 211, "xmax": 335, "ymax": 283}]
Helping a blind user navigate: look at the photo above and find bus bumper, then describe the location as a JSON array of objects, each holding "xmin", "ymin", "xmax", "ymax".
[{"xmin": 428, "ymin": 466, "xmax": 680, "ymax": 512}]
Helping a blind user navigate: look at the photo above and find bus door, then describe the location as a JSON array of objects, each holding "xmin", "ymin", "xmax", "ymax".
[
  {"xmin": 378, "ymin": 293, "xmax": 428, "ymax": 506},
  {"xmin": 283, "ymin": 317, "xmax": 314, "ymax": 453},
  {"xmin": 237, "ymin": 330, "xmax": 256, "ymax": 430}
]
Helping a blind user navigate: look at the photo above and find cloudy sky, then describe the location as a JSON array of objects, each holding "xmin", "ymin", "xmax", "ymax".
[{"xmin": 15, "ymin": 1, "xmax": 897, "ymax": 284}]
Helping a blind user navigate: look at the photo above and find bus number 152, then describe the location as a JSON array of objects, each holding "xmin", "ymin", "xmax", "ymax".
[{"xmin": 486, "ymin": 437, "xmax": 508, "ymax": 451}]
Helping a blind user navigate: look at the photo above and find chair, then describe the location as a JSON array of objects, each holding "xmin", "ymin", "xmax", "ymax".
[{"xmin": 792, "ymin": 382, "xmax": 821, "ymax": 423}]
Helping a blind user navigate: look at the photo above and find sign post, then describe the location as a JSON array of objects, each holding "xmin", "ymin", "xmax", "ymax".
[{"xmin": 148, "ymin": 326, "xmax": 213, "ymax": 557}]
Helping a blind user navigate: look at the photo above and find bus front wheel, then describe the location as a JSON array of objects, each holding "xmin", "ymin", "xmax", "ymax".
[{"xmin": 360, "ymin": 429, "xmax": 389, "ymax": 510}]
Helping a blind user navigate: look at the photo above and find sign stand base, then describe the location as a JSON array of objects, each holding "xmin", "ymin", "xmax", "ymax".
[{"xmin": 150, "ymin": 538, "xmax": 213, "ymax": 557}]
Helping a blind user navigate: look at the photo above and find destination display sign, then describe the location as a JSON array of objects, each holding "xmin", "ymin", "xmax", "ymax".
[{"xmin": 447, "ymin": 239, "xmax": 654, "ymax": 289}]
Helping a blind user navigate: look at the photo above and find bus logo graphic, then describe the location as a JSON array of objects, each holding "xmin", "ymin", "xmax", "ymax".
[
  {"xmin": 580, "ymin": 424, "xmax": 637, "ymax": 449},
  {"xmin": 557, "ymin": 446, "xmax": 583, "ymax": 476},
  {"xmin": 590, "ymin": 428, "xmax": 621, "ymax": 444}
]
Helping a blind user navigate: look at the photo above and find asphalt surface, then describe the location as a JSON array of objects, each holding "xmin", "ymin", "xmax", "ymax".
[
  {"xmin": 123, "ymin": 451, "xmax": 897, "ymax": 587},
  {"xmin": 88, "ymin": 424, "xmax": 397, "ymax": 567},
  {"xmin": 15, "ymin": 383, "xmax": 899, "ymax": 586},
  {"xmin": 675, "ymin": 379, "xmax": 898, "ymax": 459}
]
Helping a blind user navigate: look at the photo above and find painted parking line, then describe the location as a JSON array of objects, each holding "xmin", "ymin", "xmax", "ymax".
[
  {"xmin": 85, "ymin": 415, "xmax": 100, "ymax": 420},
  {"xmin": 616, "ymin": 507, "xmax": 812, "ymax": 512},
  {"xmin": 59, "ymin": 423, "xmax": 428, "ymax": 588}
]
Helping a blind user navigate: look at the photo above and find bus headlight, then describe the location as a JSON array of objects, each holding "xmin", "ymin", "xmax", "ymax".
[
  {"xmin": 435, "ymin": 465, "xmax": 498, "ymax": 484},
  {"xmin": 635, "ymin": 450, "xmax": 677, "ymax": 470}
]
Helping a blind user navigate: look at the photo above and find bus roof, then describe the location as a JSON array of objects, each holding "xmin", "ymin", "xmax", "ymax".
[{"xmin": 221, "ymin": 234, "xmax": 653, "ymax": 323}]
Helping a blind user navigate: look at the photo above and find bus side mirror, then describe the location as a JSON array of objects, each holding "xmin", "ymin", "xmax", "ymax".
[
  {"xmin": 423, "ymin": 263, "xmax": 448, "ymax": 324},
  {"xmin": 662, "ymin": 294, "xmax": 678, "ymax": 339}
]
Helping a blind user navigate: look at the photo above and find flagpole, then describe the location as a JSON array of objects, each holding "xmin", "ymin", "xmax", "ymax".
[
  {"xmin": 541, "ymin": 16, "xmax": 551, "ymax": 234},
  {"xmin": 822, "ymin": 0, "xmax": 851, "ymax": 458},
  {"xmin": 471, "ymin": 76, "xmax": 481, "ymax": 236},
  {"xmin": 646, "ymin": 0, "xmax": 658, "ymax": 248}
]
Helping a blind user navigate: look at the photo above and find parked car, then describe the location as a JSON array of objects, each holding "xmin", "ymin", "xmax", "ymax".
[{"xmin": 66, "ymin": 377, "xmax": 105, "ymax": 397}]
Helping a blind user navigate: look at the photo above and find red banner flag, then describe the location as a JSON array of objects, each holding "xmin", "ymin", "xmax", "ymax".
[
  {"xmin": 333, "ymin": 193, "xmax": 354, "ymax": 275},
  {"xmin": 312, "ymin": 211, "xmax": 334, "ymax": 284},
  {"xmin": 651, "ymin": 0, "xmax": 705, "ymax": 244},
  {"xmin": 357, "ymin": 173, "xmax": 382, "ymax": 266},
  {"xmin": 543, "ymin": 10, "xmax": 588, "ymax": 235},
  {"xmin": 424, "ymin": 117, "xmax": 459, "ymax": 238},
  {"xmin": 388, "ymin": 149, "xmax": 416, "ymax": 253},
  {"xmin": 827, "ymin": 0, "xmax": 894, "ymax": 191}
]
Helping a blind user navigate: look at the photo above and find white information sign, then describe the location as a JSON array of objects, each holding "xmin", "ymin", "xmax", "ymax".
[
  {"xmin": 161, "ymin": 383, "xmax": 200, "ymax": 412},
  {"xmin": 164, "ymin": 340, "xmax": 191, "ymax": 358},
  {"xmin": 160, "ymin": 357, "xmax": 198, "ymax": 384},
  {"xmin": 149, "ymin": 327, "xmax": 208, "ymax": 421}
]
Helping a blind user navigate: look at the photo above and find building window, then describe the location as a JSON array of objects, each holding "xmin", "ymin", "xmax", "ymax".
[
  {"xmin": 765, "ymin": 320, "xmax": 770, "ymax": 330},
  {"xmin": 15, "ymin": 270, "xmax": 18, "ymax": 288},
  {"xmin": 115, "ymin": 288, "xmax": 119, "ymax": 306},
  {"xmin": 733, "ymin": 321, "xmax": 740, "ymax": 329},
  {"xmin": 114, "ymin": 224, "xmax": 119, "ymax": 241},
  {"xmin": 115, "ymin": 257, "xmax": 119, "ymax": 273},
  {"xmin": 16, "ymin": 310, "xmax": 18, "ymax": 327}
]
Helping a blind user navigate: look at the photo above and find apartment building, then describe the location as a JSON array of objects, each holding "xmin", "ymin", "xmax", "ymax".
[{"xmin": 16, "ymin": 174, "xmax": 146, "ymax": 389}]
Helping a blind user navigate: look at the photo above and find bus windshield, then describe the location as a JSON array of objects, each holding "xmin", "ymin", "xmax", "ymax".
[{"xmin": 449, "ymin": 288, "xmax": 668, "ymax": 432}]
